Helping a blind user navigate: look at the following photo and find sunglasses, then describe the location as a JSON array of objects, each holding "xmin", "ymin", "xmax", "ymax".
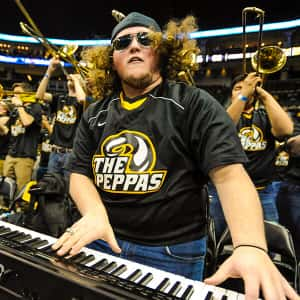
[{"xmin": 112, "ymin": 32, "xmax": 152, "ymax": 51}]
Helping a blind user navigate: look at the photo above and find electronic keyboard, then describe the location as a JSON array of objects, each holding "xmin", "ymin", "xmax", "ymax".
[{"xmin": 0, "ymin": 220, "xmax": 245, "ymax": 299}]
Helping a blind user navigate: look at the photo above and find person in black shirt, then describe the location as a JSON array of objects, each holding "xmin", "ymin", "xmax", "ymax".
[
  {"xmin": 3, "ymin": 82, "xmax": 42, "ymax": 192},
  {"xmin": 52, "ymin": 12, "xmax": 298, "ymax": 299},
  {"xmin": 277, "ymin": 124, "xmax": 300, "ymax": 260},
  {"xmin": 36, "ymin": 58, "xmax": 86, "ymax": 177},
  {"xmin": 36, "ymin": 104, "xmax": 53, "ymax": 180},
  {"xmin": 0, "ymin": 100, "xmax": 10, "ymax": 176},
  {"xmin": 209, "ymin": 72, "xmax": 294, "ymax": 240}
]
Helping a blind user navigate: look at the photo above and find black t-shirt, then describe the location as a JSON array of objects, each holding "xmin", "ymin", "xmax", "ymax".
[
  {"xmin": 8, "ymin": 103, "xmax": 42, "ymax": 159},
  {"xmin": 68, "ymin": 80, "xmax": 247, "ymax": 245},
  {"xmin": 237, "ymin": 108, "xmax": 276, "ymax": 187},
  {"xmin": 0, "ymin": 116, "xmax": 9, "ymax": 159},
  {"xmin": 39, "ymin": 129, "xmax": 51, "ymax": 167},
  {"xmin": 50, "ymin": 95, "xmax": 83, "ymax": 148},
  {"xmin": 284, "ymin": 120, "xmax": 300, "ymax": 184}
]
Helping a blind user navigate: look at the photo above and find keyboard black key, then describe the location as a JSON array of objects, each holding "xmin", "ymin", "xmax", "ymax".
[
  {"xmin": 78, "ymin": 254, "xmax": 95, "ymax": 265},
  {"xmin": 180, "ymin": 284, "xmax": 194, "ymax": 300},
  {"xmin": 12, "ymin": 233, "xmax": 32, "ymax": 242},
  {"xmin": 30, "ymin": 239, "xmax": 49, "ymax": 249},
  {"xmin": 156, "ymin": 278, "xmax": 170, "ymax": 292},
  {"xmin": 0, "ymin": 226, "xmax": 11, "ymax": 235},
  {"xmin": 221, "ymin": 295, "xmax": 228, "ymax": 300},
  {"xmin": 204, "ymin": 291, "xmax": 214, "ymax": 300},
  {"xmin": 23, "ymin": 237, "xmax": 42, "ymax": 246},
  {"xmin": 101, "ymin": 261, "xmax": 117, "ymax": 272},
  {"xmin": 2, "ymin": 230, "xmax": 21, "ymax": 239},
  {"xmin": 68, "ymin": 252, "xmax": 86, "ymax": 263},
  {"xmin": 126, "ymin": 269, "xmax": 142, "ymax": 282},
  {"xmin": 110, "ymin": 264, "xmax": 127, "ymax": 276},
  {"xmin": 91, "ymin": 258, "xmax": 108, "ymax": 270},
  {"xmin": 39, "ymin": 244, "xmax": 53, "ymax": 253},
  {"xmin": 137, "ymin": 272, "xmax": 153, "ymax": 286},
  {"xmin": 168, "ymin": 281, "xmax": 182, "ymax": 296}
]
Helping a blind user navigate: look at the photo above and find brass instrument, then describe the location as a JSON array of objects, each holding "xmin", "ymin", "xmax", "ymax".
[
  {"xmin": 251, "ymin": 45, "xmax": 287, "ymax": 74},
  {"xmin": 0, "ymin": 83, "xmax": 37, "ymax": 109},
  {"xmin": 242, "ymin": 7, "xmax": 287, "ymax": 75},
  {"xmin": 15, "ymin": 0, "xmax": 89, "ymax": 79},
  {"xmin": 177, "ymin": 50, "xmax": 198, "ymax": 86},
  {"xmin": 112, "ymin": 9, "xmax": 126, "ymax": 22},
  {"xmin": 0, "ymin": 83, "xmax": 35, "ymax": 98}
]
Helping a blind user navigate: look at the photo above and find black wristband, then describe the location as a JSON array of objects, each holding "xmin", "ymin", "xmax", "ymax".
[{"xmin": 234, "ymin": 244, "xmax": 268, "ymax": 254}]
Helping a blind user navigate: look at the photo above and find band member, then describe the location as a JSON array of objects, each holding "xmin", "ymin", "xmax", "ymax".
[
  {"xmin": 36, "ymin": 59, "xmax": 85, "ymax": 178},
  {"xmin": 3, "ymin": 82, "xmax": 42, "ymax": 192},
  {"xmin": 210, "ymin": 72, "xmax": 294, "ymax": 240},
  {"xmin": 52, "ymin": 12, "xmax": 298, "ymax": 299},
  {"xmin": 0, "ymin": 100, "xmax": 10, "ymax": 176}
]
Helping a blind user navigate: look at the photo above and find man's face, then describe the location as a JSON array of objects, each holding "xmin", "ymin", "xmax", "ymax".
[
  {"xmin": 112, "ymin": 26, "xmax": 161, "ymax": 89},
  {"xmin": 231, "ymin": 80, "xmax": 256, "ymax": 109},
  {"xmin": 231, "ymin": 81, "xmax": 243, "ymax": 103},
  {"xmin": 13, "ymin": 86, "xmax": 24, "ymax": 101}
]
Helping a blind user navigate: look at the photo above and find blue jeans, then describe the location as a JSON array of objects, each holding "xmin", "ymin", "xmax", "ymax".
[
  {"xmin": 209, "ymin": 181, "xmax": 279, "ymax": 241},
  {"xmin": 47, "ymin": 152, "xmax": 71, "ymax": 178},
  {"xmin": 276, "ymin": 181, "xmax": 300, "ymax": 260},
  {"xmin": 88, "ymin": 237, "xmax": 207, "ymax": 281}
]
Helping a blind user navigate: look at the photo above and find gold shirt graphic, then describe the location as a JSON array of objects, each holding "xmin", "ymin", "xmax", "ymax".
[
  {"xmin": 92, "ymin": 130, "xmax": 167, "ymax": 194},
  {"xmin": 239, "ymin": 124, "xmax": 267, "ymax": 151},
  {"xmin": 56, "ymin": 105, "xmax": 77, "ymax": 124}
]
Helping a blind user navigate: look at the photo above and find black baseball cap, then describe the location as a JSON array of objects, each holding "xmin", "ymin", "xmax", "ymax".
[{"xmin": 111, "ymin": 12, "xmax": 161, "ymax": 41}]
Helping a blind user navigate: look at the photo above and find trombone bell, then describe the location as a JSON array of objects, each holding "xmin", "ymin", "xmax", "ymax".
[
  {"xmin": 59, "ymin": 44, "xmax": 79, "ymax": 59},
  {"xmin": 251, "ymin": 46, "xmax": 287, "ymax": 74}
]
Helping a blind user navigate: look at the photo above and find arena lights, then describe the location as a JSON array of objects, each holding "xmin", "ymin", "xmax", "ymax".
[
  {"xmin": 1, "ymin": 46, "xmax": 299, "ymax": 66},
  {"xmin": 0, "ymin": 19, "xmax": 299, "ymax": 45},
  {"xmin": 0, "ymin": 33, "xmax": 111, "ymax": 46},
  {"xmin": 190, "ymin": 19, "xmax": 300, "ymax": 39},
  {"xmin": 0, "ymin": 54, "xmax": 71, "ymax": 67}
]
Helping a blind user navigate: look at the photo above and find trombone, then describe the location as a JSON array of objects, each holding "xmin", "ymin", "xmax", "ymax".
[
  {"xmin": 242, "ymin": 7, "xmax": 287, "ymax": 76},
  {"xmin": 14, "ymin": 0, "xmax": 89, "ymax": 79},
  {"xmin": 242, "ymin": 7, "xmax": 287, "ymax": 109},
  {"xmin": 0, "ymin": 83, "xmax": 37, "ymax": 105},
  {"xmin": 0, "ymin": 83, "xmax": 36, "ymax": 100}
]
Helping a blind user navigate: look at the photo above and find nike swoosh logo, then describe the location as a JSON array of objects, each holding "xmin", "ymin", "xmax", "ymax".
[{"xmin": 98, "ymin": 122, "xmax": 106, "ymax": 127}]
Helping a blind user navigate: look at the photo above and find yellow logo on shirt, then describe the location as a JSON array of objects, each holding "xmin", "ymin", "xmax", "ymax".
[
  {"xmin": 239, "ymin": 125, "xmax": 267, "ymax": 151},
  {"xmin": 56, "ymin": 105, "xmax": 77, "ymax": 124},
  {"xmin": 92, "ymin": 130, "xmax": 167, "ymax": 194}
]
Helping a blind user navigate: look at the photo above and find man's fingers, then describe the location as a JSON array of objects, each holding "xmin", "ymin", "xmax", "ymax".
[
  {"xmin": 105, "ymin": 229, "xmax": 122, "ymax": 254},
  {"xmin": 243, "ymin": 274, "xmax": 261, "ymax": 300},
  {"xmin": 281, "ymin": 275, "xmax": 300, "ymax": 300},
  {"xmin": 204, "ymin": 261, "xmax": 231, "ymax": 286}
]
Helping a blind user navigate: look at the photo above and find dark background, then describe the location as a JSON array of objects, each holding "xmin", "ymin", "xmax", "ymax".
[{"xmin": 1, "ymin": 0, "xmax": 299, "ymax": 39}]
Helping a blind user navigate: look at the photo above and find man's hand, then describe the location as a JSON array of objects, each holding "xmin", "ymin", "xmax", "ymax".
[
  {"xmin": 287, "ymin": 135, "xmax": 300, "ymax": 157},
  {"xmin": 52, "ymin": 213, "xmax": 121, "ymax": 256},
  {"xmin": 47, "ymin": 56, "xmax": 61, "ymax": 75},
  {"xmin": 204, "ymin": 247, "xmax": 300, "ymax": 300}
]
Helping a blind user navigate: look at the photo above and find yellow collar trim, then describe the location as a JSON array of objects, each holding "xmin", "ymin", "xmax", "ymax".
[{"xmin": 120, "ymin": 92, "xmax": 148, "ymax": 110}]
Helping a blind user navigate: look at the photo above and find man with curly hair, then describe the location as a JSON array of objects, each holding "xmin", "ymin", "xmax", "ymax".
[{"xmin": 53, "ymin": 12, "xmax": 299, "ymax": 299}]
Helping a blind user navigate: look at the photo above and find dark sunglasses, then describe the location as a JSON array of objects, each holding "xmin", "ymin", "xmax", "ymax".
[{"xmin": 112, "ymin": 32, "xmax": 152, "ymax": 51}]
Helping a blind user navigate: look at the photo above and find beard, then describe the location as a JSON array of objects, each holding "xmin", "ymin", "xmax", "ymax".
[{"xmin": 122, "ymin": 73, "xmax": 154, "ymax": 90}]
